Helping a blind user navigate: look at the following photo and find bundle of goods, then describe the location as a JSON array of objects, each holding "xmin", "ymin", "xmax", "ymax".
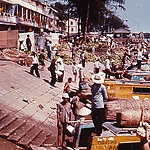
[
  {"xmin": 105, "ymin": 98, "xmax": 150, "ymax": 127},
  {"xmin": 0, "ymin": 49, "xmax": 32, "ymax": 66}
]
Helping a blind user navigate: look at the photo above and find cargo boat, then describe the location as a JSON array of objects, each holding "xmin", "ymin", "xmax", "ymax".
[{"xmin": 104, "ymin": 79, "xmax": 150, "ymax": 100}]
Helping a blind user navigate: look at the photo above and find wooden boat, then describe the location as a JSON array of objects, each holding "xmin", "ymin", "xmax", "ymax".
[
  {"xmin": 72, "ymin": 121, "xmax": 140, "ymax": 150},
  {"xmin": 104, "ymin": 79, "xmax": 150, "ymax": 100}
]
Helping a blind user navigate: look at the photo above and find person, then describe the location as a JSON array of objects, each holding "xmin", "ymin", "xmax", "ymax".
[
  {"xmin": 72, "ymin": 43, "xmax": 76, "ymax": 61},
  {"xmin": 137, "ymin": 122, "xmax": 150, "ymax": 150},
  {"xmin": 72, "ymin": 62, "xmax": 78, "ymax": 83},
  {"xmin": 94, "ymin": 58, "xmax": 101, "ymax": 73},
  {"xmin": 30, "ymin": 51, "xmax": 40, "ymax": 78},
  {"xmin": 38, "ymin": 34, "xmax": 45, "ymax": 52},
  {"xmin": 104, "ymin": 56, "xmax": 111, "ymax": 78},
  {"xmin": 80, "ymin": 51, "xmax": 86, "ymax": 68},
  {"xmin": 91, "ymin": 72, "xmax": 108, "ymax": 136},
  {"xmin": 56, "ymin": 55, "xmax": 64, "ymax": 82},
  {"xmin": 46, "ymin": 40, "xmax": 52, "ymax": 61},
  {"xmin": 49, "ymin": 58, "xmax": 56, "ymax": 86},
  {"xmin": 77, "ymin": 64, "xmax": 84, "ymax": 83},
  {"xmin": 57, "ymin": 93, "xmax": 73, "ymax": 147},
  {"xmin": 70, "ymin": 93, "xmax": 80, "ymax": 121},
  {"xmin": 26, "ymin": 34, "xmax": 32, "ymax": 51},
  {"xmin": 64, "ymin": 77, "xmax": 73, "ymax": 98},
  {"xmin": 38, "ymin": 50, "xmax": 45, "ymax": 71},
  {"xmin": 137, "ymin": 49, "xmax": 143, "ymax": 70}
]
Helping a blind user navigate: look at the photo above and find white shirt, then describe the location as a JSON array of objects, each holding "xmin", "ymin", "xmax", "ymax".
[
  {"xmin": 137, "ymin": 51, "xmax": 143, "ymax": 61},
  {"xmin": 94, "ymin": 61, "xmax": 100, "ymax": 69},
  {"xmin": 105, "ymin": 59, "xmax": 110, "ymax": 69},
  {"xmin": 31, "ymin": 55, "xmax": 39, "ymax": 65},
  {"xmin": 56, "ymin": 57, "xmax": 64, "ymax": 71}
]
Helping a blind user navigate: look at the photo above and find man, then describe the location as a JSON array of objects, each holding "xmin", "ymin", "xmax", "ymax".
[
  {"xmin": 104, "ymin": 56, "xmax": 111, "ymax": 78},
  {"xmin": 64, "ymin": 77, "xmax": 73, "ymax": 98},
  {"xmin": 57, "ymin": 93, "xmax": 73, "ymax": 147},
  {"xmin": 48, "ymin": 58, "xmax": 56, "ymax": 86},
  {"xmin": 46, "ymin": 40, "xmax": 52, "ymax": 61},
  {"xmin": 26, "ymin": 34, "xmax": 32, "ymax": 51},
  {"xmin": 91, "ymin": 72, "xmax": 108, "ymax": 136},
  {"xmin": 137, "ymin": 122, "xmax": 150, "ymax": 150},
  {"xmin": 94, "ymin": 58, "xmax": 101, "ymax": 73},
  {"xmin": 29, "ymin": 51, "xmax": 40, "ymax": 78},
  {"xmin": 56, "ymin": 55, "xmax": 64, "ymax": 82},
  {"xmin": 137, "ymin": 49, "xmax": 143, "ymax": 70},
  {"xmin": 80, "ymin": 51, "xmax": 86, "ymax": 68}
]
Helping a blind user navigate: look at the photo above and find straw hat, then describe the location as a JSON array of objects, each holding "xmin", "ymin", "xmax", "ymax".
[
  {"xmin": 62, "ymin": 93, "xmax": 69, "ymax": 99},
  {"xmin": 92, "ymin": 72, "xmax": 105, "ymax": 84},
  {"xmin": 76, "ymin": 106, "xmax": 91, "ymax": 116}
]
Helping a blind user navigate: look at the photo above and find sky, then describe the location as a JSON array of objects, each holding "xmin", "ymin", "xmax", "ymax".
[{"xmin": 116, "ymin": 0, "xmax": 150, "ymax": 32}]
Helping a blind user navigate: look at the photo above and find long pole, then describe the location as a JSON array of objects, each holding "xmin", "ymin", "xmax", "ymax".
[{"xmin": 68, "ymin": 8, "xmax": 69, "ymax": 40}]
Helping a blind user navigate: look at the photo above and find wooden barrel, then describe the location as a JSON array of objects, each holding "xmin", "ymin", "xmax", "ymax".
[{"xmin": 117, "ymin": 110, "xmax": 150, "ymax": 127}]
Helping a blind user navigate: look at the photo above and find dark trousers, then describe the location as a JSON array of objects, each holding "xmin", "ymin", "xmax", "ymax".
[
  {"xmin": 50, "ymin": 71, "xmax": 56, "ymax": 86},
  {"xmin": 137, "ymin": 60, "xmax": 141, "ymax": 69},
  {"xmin": 82, "ymin": 59, "xmax": 85, "ymax": 68},
  {"xmin": 91, "ymin": 108, "xmax": 105, "ymax": 135},
  {"xmin": 105, "ymin": 69, "xmax": 111, "ymax": 78},
  {"xmin": 30, "ymin": 64, "xmax": 40, "ymax": 77},
  {"xmin": 27, "ymin": 46, "xmax": 31, "ymax": 51},
  {"xmin": 95, "ymin": 68, "xmax": 99, "ymax": 73}
]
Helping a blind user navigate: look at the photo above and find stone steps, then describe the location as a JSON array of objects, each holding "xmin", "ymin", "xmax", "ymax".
[
  {"xmin": 18, "ymin": 125, "xmax": 43, "ymax": 148},
  {"xmin": 0, "ymin": 118, "xmax": 26, "ymax": 138},
  {"xmin": 0, "ymin": 110, "xmax": 56, "ymax": 149}
]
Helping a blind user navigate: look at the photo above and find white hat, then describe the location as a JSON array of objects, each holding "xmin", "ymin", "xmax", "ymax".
[
  {"xmin": 62, "ymin": 93, "xmax": 69, "ymax": 99},
  {"xmin": 76, "ymin": 64, "xmax": 83, "ymax": 69},
  {"xmin": 136, "ymin": 126, "xmax": 146, "ymax": 138},
  {"xmin": 111, "ymin": 59, "xmax": 115, "ymax": 63},
  {"xmin": 92, "ymin": 72, "xmax": 105, "ymax": 84},
  {"xmin": 53, "ymin": 47, "xmax": 57, "ymax": 51},
  {"xmin": 76, "ymin": 106, "xmax": 91, "ymax": 116},
  {"xmin": 55, "ymin": 70, "xmax": 63, "ymax": 75}
]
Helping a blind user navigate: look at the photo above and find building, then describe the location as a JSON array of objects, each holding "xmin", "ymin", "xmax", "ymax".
[
  {"xmin": 0, "ymin": 0, "xmax": 59, "ymax": 33},
  {"xmin": 66, "ymin": 18, "xmax": 79, "ymax": 36},
  {"xmin": 113, "ymin": 28, "xmax": 131, "ymax": 43}
]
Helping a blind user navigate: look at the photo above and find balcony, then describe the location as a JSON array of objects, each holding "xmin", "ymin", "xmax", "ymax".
[{"xmin": 0, "ymin": 12, "xmax": 17, "ymax": 25}]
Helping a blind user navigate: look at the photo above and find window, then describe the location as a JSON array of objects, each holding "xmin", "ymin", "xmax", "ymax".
[
  {"xmin": 70, "ymin": 21, "xmax": 73, "ymax": 25},
  {"xmin": 71, "ymin": 28, "xmax": 73, "ymax": 32}
]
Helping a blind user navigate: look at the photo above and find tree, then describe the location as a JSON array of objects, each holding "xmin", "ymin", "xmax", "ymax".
[
  {"xmin": 52, "ymin": 2, "xmax": 68, "ymax": 32},
  {"xmin": 68, "ymin": 0, "xmax": 127, "ymax": 39}
]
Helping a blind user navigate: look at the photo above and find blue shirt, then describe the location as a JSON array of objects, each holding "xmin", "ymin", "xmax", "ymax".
[{"xmin": 91, "ymin": 83, "xmax": 108, "ymax": 109}]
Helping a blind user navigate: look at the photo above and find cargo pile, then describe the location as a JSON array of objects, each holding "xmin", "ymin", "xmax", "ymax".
[{"xmin": 105, "ymin": 98, "xmax": 150, "ymax": 127}]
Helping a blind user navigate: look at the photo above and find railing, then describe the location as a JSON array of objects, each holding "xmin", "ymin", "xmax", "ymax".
[
  {"xmin": 0, "ymin": 12, "xmax": 17, "ymax": 24},
  {"xmin": 0, "ymin": 12, "xmax": 58, "ymax": 31}
]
